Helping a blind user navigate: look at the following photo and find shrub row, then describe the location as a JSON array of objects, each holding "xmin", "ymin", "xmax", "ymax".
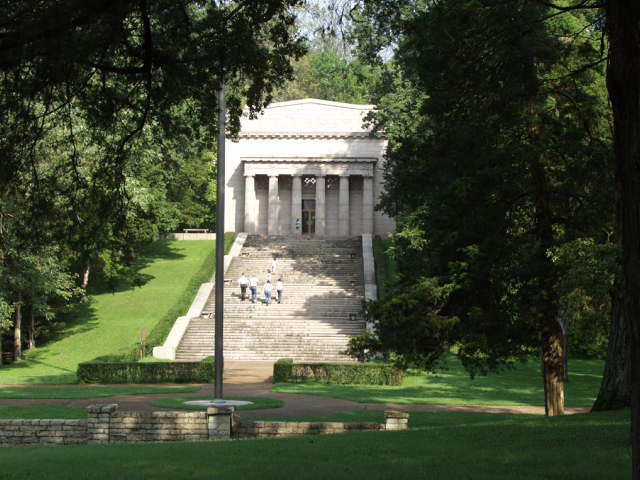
[
  {"xmin": 77, "ymin": 360, "xmax": 215, "ymax": 384},
  {"xmin": 273, "ymin": 359, "xmax": 404, "ymax": 385}
]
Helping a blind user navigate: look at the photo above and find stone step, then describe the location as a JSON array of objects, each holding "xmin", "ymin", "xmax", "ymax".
[{"xmin": 175, "ymin": 235, "xmax": 365, "ymax": 362}]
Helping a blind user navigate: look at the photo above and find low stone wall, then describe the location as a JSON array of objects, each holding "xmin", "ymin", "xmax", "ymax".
[
  {"xmin": 0, "ymin": 406, "xmax": 408, "ymax": 445},
  {"xmin": 87, "ymin": 404, "xmax": 232, "ymax": 443},
  {"xmin": 109, "ymin": 411, "xmax": 209, "ymax": 442},
  {"xmin": 0, "ymin": 419, "xmax": 87, "ymax": 445},
  {"xmin": 235, "ymin": 411, "xmax": 409, "ymax": 438}
]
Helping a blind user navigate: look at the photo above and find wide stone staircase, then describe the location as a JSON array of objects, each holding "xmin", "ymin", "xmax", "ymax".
[{"xmin": 174, "ymin": 236, "xmax": 366, "ymax": 361}]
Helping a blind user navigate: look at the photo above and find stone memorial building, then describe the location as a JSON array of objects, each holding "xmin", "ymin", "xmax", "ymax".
[{"xmin": 224, "ymin": 98, "xmax": 395, "ymax": 236}]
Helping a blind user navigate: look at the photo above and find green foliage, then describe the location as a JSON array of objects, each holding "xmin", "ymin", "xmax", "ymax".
[
  {"xmin": 353, "ymin": 0, "xmax": 613, "ymax": 377},
  {"xmin": 273, "ymin": 360, "xmax": 405, "ymax": 385},
  {"xmin": 76, "ymin": 361, "xmax": 215, "ymax": 384},
  {"xmin": 372, "ymin": 235, "xmax": 398, "ymax": 299},
  {"xmin": 0, "ymin": 0, "xmax": 306, "ymax": 356},
  {"xmin": 550, "ymin": 238, "xmax": 617, "ymax": 359},
  {"xmin": 274, "ymin": 49, "xmax": 379, "ymax": 103},
  {"xmin": 0, "ymin": 296, "xmax": 14, "ymax": 332}
]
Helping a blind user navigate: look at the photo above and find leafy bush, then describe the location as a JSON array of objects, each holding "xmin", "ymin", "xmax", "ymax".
[
  {"xmin": 77, "ymin": 359, "xmax": 215, "ymax": 384},
  {"xmin": 273, "ymin": 360, "xmax": 404, "ymax": 385},
  {"xmin": 373, "ymin": 235, "xmax": 398, "ymax": 300}
]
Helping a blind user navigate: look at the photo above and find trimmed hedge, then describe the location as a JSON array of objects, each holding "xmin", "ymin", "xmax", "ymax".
[
  {"xmin": 77, "ymin": 360, "xmax": 215, "ymax": 384},
  {"xmin": 273, "ymin": 359, "xmax": 404, "ymax": 385}
]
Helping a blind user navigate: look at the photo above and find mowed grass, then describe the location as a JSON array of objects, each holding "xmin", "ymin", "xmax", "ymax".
[
  {"xmin": 0, "ymin": 409, "xmax": 629, "ymax": 480},
  {"xmin": 0, "ymin": 239, "xmax": 223, "ymax": 385},
  {"xmin": 150, "ymin": 396, "xmax": 283, "ymax": 411},
  {"xmin": 0, "ymin": 386, "xmax": 200, "ymax": 399},
  {"xmin": 271, "ymin": 356, "xmax": 604, "ymax": 407},
  {"xmin": 0, "ymin": 406, "xmax": 87, "ymax": 419}
]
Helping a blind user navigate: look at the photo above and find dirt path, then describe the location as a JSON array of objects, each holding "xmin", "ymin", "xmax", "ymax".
[{"xmin": 0, "ymin": 361, "xmax": 590, "ymax": 417}]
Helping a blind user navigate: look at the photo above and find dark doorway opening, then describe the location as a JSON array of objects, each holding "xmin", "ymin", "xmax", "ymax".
[{"xmin": 302, "ymin": 199, "xmax": 316, "ymax": 234}]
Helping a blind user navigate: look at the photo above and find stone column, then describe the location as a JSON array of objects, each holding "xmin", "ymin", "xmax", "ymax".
[
  {"xmin": 338, "ymin": 175, "xmax": 350, "ymax": 237},
  {"xmin": 291, "ymin": 175, "xmax": 302, "ymax": 235},
  {"xmin": 362, "ymin": 175, "xmax": 374, "ymax": 234},
  {"xmin": 384, "ymin": 411, "xmax": 409, "ymax": 431},
  {"xmin": 86, "ymin": 404, "xmax": 118, "ymax": 444},
  {"xmin": 207, "ymin": 406, "xmax": 235, "ymax": 439},
  {"xmin": 268, "ymin": 174, "xmax": 279, "ymax": 236},
  {"xmin": 315, "ymin": 176, "xmax": 326, "ymax": 236},
  {"xmin": 244, "ymin": 175, "xmax": 256, "ymax": 234}
]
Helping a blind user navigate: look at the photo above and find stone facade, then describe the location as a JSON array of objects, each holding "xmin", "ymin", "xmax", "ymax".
[
  {"xmin": 0, "ymin": 406, "xmax": 408, "ymax": 445},
  {"xmin": 225, "ymin": 99, "xmax": 395, "ymax": 237}
]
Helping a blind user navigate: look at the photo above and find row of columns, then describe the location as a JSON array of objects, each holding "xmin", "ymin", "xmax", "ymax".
[{"xmin": 244, "ymin": 174, "xmax": 374, "ymax": 236}]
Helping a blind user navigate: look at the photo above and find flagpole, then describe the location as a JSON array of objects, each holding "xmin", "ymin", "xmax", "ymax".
[{"xmin": 213, "ymin": 0, "xmax": 226, "ymax": 401}]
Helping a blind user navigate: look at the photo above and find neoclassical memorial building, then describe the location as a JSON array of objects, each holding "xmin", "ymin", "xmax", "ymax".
[{"xmin": 224, "ymin": 98, "xmax": 395, "ymax": 236}]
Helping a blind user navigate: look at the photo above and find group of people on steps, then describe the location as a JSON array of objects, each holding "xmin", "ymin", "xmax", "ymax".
[{"xmin": 237, "ymin": 257, "xmax": 283, "ymax": 305}]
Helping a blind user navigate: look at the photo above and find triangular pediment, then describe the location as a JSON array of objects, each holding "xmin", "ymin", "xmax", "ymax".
[{"xmin": 240, "ymin": 98, "xmax": 375, "ymax": 135}]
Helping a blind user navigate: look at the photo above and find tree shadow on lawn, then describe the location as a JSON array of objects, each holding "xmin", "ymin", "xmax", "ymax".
[
  {"xmin": 274, "ymin": 357, "xmax": 602, "ymax": 407},
  {"xmin": 0, "ymin": 356, "xmax": 79, "ymax": 385},
  {"xmin": 87, "ymin": 240, "xmax": 187, "ymax": 296},
  {"xmin": 0, "ymin": 301, "xmax": 99, "ymax": 384}
]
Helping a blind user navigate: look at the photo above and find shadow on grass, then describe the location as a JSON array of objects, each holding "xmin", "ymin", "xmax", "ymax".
[
  {"xmin": 271, "ymin": 355, "xmax": 603, "ymax": 407},
  {"xmin": 87, "ymin": 241, "xmax": 187, "ymax": 296}
]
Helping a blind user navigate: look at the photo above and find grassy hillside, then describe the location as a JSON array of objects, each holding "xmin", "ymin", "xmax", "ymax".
[{"xmin": 0, "ymin": 238, "xmax": 232, "ymax": 385}]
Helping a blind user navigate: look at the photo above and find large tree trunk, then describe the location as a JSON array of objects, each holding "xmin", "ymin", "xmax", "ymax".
[
  {"xmin": 542, "ymin": 323, "xmax": 565, "ymax": 416},
  {"xmin": 530, "ymin": 145, "xmax": 565, "ymax": 416},
  {"xmin": 605, "ymin": 2, "xmax": 640, "ymax": 478},
  {"xmin": 592, "ymin": 288, "xmax": 631, "ymax": 410},
  {"xmin": 13, "ymin": 300, "xmax": 21, "ymax": 361},
  {"xmin": 27, "ymin": 308, "xmax": 36, "ymax": 350},
  {"xmin": 81, "ymin": 259, "xmax": 90, "ymax": 290}
]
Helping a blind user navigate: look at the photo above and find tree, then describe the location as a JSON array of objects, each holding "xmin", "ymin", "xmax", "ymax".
[
  {"xmin": 0, "ymin": 0, "xmax": 305, "ymax": 240},
  {"xmin": 274, "ymin": 49, "xmax": 379, "ymax": 103},
  {"xmin": 351, "ymin": 0, "xmax": 612, "ymax": 416},
  {"xmin": 0, "ymin": 296, "xmax": 14, "ymax": 365},
  {"xmin": 602, "ymin": 1, "xmax": 640, "ymax": 476}
]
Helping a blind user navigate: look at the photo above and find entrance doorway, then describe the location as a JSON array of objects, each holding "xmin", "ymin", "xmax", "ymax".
[{"xmin": 302, "ymin": 199, "xmax": 316, "ymax": 234}]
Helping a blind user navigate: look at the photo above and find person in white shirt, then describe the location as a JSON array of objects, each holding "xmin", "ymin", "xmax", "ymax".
[
  {"xmin": 249, "ymin": 275, "xmax": 258, "ymax": 303},
  {"xmin": 276, "ymin": 278, "xmax": 284, "ymax": 304},
  {"xmin": 271, "ymin": 256, "xmax": 277, "ymax": 274},
  {"xmin": 263, "ymin": 280, "xmax": 273, "ymax": 305},
  {"xmin": 238, "ymin": 273, "xmax": 249, "ymax": 301}
]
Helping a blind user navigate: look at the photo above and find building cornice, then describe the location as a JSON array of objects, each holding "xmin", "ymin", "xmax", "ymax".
[
  {"xmin": 243, "ymin": 159, "xmax": 375, "ymax": 177},
  {"xmin": 237, "ymin": 131, "xmax": 383, "ymax": 140},
  {"xmin": 242, "ymin": 156, "xmax": 377, "ymax": 163}
]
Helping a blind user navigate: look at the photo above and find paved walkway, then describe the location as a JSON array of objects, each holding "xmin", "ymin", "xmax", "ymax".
[{"xmin": 0, "ymin": 361, "xmax": 590, "ymax": 417}]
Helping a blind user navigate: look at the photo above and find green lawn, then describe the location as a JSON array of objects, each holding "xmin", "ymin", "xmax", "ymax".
[
  {"xmin": 0, "ymin": 237, "xmax": 234, "ymax": 385},
  {"xmin": 272, "ymin": 356, "xmax": 604, "ymax": 407},
  {"xmin": 0, "ymin": 409, "xmax": 629, "ymax": 479},
  {"xmin": 150, "ymin": 396, "xmax": 284, "ymax": 411},
  {"xmin": 0, "ymin": 406, "xmax": 87, "ymax": 419},
  {"xmin": 0, "ymin": 386, "xmax": 200, "ymax": 399}
]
